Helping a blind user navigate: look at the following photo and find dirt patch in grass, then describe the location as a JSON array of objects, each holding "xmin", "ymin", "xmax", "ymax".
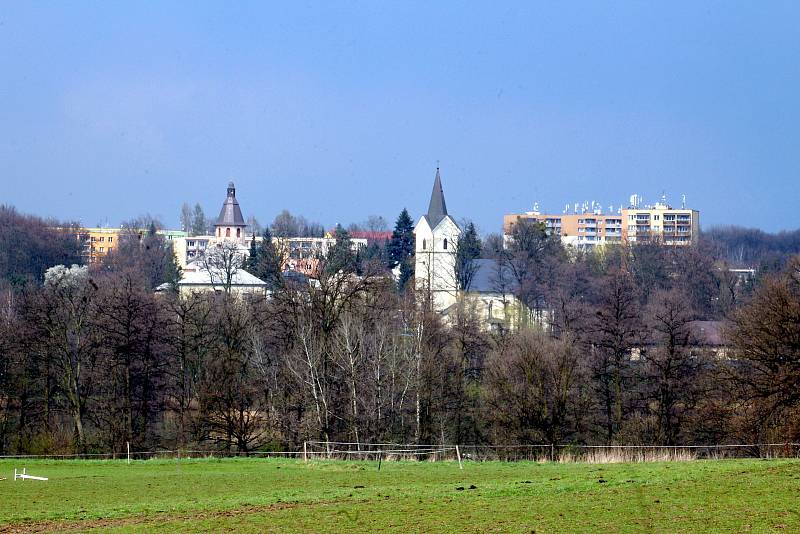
[{"xmin": 0, "ymin": 502, "xmax": 306, "ymax": 533}]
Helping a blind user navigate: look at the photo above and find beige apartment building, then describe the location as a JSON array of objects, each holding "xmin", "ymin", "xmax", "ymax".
[{"xmin": 504, "ymin": 196, "xmax": 699, "ymax": 248}]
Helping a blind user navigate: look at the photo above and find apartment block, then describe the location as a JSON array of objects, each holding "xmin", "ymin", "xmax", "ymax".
[
  {"xmin": 73, "ymin": 227, "xmax": 188, "ymax": 264},
  {"xmin": 504, "ymin": 195, "xmax": 699, "ymax": 248},
  {"xmin": 503, "ymin": 212, "xmax": 624, "ymax": 248},
  {"xmin": 623, "ymin": 204, "xmax": 699, "ymax": 245}
]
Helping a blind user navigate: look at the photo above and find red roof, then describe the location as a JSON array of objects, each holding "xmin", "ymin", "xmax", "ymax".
[{"xmin": 330, "ymin": 230, "xmax": 392, "ymax": 241}]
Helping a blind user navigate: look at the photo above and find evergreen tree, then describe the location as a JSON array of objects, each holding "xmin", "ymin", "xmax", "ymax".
[
  {"xmin": 387, "ymin": 209, "xmax": 416, "ymax": 291},
  {"xmin": 325, "ymin": 224, "xmax": 356, "ymax": 275},
  {"xmin": 398, "ymin": 260, "xmax": 414, "ymax": 292},
  {"xmin": 250, "ymin": 228, "xmax": 283, "ymax": 290},
  {"xmin": 247, "ymin": 235, "xmax": 259, "ymax": 271},
  {"xmin": 387, "ymin": 208, "xmax": 415, "ymax": 268},
  {"xmin": 456, "ymin": 222, "xmax": 482, "ymax": 290}
]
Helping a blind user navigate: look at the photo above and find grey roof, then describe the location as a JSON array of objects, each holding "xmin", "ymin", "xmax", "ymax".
[
  {"xmin": 467, "ymin": 259, "xmax": 519, "ymax": 293},
  {"xmin": 426, "ymin": 168, "xmax": 448, "ymax": 228},
  {"xmin": 216, "ymin": 181, "xmax": 246, "ymax": 226}
]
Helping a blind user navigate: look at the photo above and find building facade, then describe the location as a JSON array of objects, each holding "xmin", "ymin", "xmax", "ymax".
[
  {"xmin": 503, "ymin": 195, "xmax": 699, "ymax": 249},
  {"xmin": 74, "ymin": 227, "xmax": 187, "ymax": 264},
  {"xmin": 214, "ymin": 181, "xmax": 248, "ymax": 243},
  {"xmin": 414, "ymin": 168, "xmax": 461, "ymax": 312}
]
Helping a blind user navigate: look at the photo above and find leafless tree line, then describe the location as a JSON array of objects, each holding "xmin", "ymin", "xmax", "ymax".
[{"xmin": 0, "ymin": 241, "xmax": 799, "ymax": 455}]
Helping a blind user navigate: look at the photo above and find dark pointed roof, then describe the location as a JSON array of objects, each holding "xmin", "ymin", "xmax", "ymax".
[
  {"xmin": 426, "ymin": 167, "xmax": 448, "ymax": 228},
  {"xmin": 216, "ymin": 181, "xmax": 246, "ymax": 227}
]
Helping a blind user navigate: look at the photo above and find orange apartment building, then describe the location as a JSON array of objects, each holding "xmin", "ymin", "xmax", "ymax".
[
  {"xmin": 72, "ymin": 228, "xmax": 187, "ymax": 264},
  {"xmin": 504, "ymin": 196, "xmax": 699, "ymax": 248}
]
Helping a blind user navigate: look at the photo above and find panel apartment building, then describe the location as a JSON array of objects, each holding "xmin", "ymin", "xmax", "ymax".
[{"xmin": 503, "ymin": 195, "xmax": 699, "ymax": 248}]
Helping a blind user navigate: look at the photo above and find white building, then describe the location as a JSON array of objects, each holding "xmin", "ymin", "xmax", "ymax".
[
  {"xmin": 414, "ymin": 168, "xmax": 461, "ymax": 312},
  {"xmin": 173, "ymin": 267, "xmax": 267, "ymax": 297}
]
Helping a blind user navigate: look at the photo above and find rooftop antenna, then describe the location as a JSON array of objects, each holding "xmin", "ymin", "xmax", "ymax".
[{"xmin": 682, "ymin": 194, "xmax": 686, "ymax": 209}]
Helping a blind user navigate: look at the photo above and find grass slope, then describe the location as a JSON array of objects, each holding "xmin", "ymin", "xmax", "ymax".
[{"xmin": 1, "ymin": 457, "xmax": 799, "ymax": 533}]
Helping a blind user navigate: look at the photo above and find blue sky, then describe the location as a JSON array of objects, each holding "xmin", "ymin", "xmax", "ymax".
[{"xmin": 1, "ymin": 2, "xmax": 799, "ymax": 233}]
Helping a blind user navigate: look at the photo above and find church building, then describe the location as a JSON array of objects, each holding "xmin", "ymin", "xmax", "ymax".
[
  {"xmin": 413, "ymin": 168, "xmax": 534, "ymax": 331},
  {"xmin": 414, "ymin": 168, "xmax": 462, "ymax": 312}
]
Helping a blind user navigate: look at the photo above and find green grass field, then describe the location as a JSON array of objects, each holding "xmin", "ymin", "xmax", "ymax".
[{"xmin": 1, "ymin": 457, "xmax": 799, "ymax": 533}]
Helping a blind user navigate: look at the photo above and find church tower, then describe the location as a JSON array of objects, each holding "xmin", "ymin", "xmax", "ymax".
[
  {"xmin": 414, "ymin": 168, "xmax": 461, "ymax": 311},
  {"xmin": 214, "ymin": 181, "xmax": 247, "ymax": 244}
]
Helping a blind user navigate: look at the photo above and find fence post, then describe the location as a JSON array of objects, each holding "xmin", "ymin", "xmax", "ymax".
[
  {"xmin": 550, "ymin": 444, "xmax": 555, "ymax": 463},
  {"xmin": 456, "ymin": 445, "xmax": 463, "ymax": 470},
  {"xmin": 303, "ymin": 441, "xmax": 308, "ymax": 463},
  {"xmin": 127, "ymin": 441, "xmax": 130, "ymax": 465}
]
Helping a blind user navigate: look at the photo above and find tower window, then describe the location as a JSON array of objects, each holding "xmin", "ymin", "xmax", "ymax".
[
  {"xmin": 236, "ymin": 228, "xmax": 241, "ymax": 238},
  {"xmin": 226, "ymin": 228, "xmax": 231, "ymax": 237},
  {"xmin": 422, "ymin": 239, "xmax": 427, "ymax": 250},
  {"xmin": 443, "ymin": 238, "xmax": 448, "ymax": 250}
]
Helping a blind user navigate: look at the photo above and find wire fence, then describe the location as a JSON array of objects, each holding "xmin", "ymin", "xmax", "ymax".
[{"xmin": 2, "ymin": 442, "xmax": 799, "ymax": 463}]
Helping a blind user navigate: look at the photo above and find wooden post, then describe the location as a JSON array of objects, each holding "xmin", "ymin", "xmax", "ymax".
[
  {"xmin": 456, "ymin": 445, "xmax": 463, "ymax": 470},
  {"xmin": 550, "ymin": 444, "xmax": 555, "ymax": 463},
  {"xmin": 377, "ymin": 451, "xmax": 382, "ymax": 471},
  {"xmin": 127, "ymin": 441, "xmax": 131, "ymax": 465},
  {"xmin": 303, "ymin": 441, "xmax": 308, "ymax": 462}
]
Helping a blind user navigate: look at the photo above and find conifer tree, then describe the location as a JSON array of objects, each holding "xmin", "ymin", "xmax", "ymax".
[
  {"xmin": 325, "ymin": 224, "xmax": 356, "ymax": 275},
  {"xmin": 456, "ymin": 222, "xmax": 482, "ymax": 290},
  {"xmin": 387, "ymin": 208, "xmax": 416, "ymax": 291},
  {"xmin": 398, "ymin": 260, "xmax": 414, "ymax": 292},
  {"xmin": 250, "ymin": 228, "xmax": 283, "ymax": 289},
  {"xmin": 387, "ymin": 208, "xmax": 414, "ymax": 268},
  {"xmin": 247, "ymin": 235, "xmax": 259, "ymax": 271}
]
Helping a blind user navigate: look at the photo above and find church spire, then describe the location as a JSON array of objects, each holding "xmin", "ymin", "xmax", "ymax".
[{"xmin": 426, "ymin": 167, "xmax": 448, "ymax": 228}]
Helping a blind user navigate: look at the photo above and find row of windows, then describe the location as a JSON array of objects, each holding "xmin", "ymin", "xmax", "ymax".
[
  {"xmin": 217, "ymin": 227, "xmax": 242, "ymax": 238},
  {"xmin": 420, "ymin": 238, "xmax": 448, "ymax": 250},
  {"xmin": 90, "ymin": 236, "xmax": 114, "ymax": 242}
]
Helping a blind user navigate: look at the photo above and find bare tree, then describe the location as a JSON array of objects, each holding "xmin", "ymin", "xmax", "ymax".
[
  {"xmin": 180, "ymin": 203, "xmax": 193, "ymax": 233},
  {"xmin": 643, "ymin": 289, "xmax": 701, "ymax": 444},
  {"xmin": 727, "ymin": 257, "xmax": 800, "ymax": 436},
  {"xmin": 26, "ymin": 265, "xmax": 100, "ymax": 450},
  {"xmin": 198, "ymin": 241, "xmax": 246, "ymax": 293},
  {"xmin": 589, "ymin": 269, "xmax": 643, "ymax": 443},
  {"xmin": 485, "ymin": 329, "xmax": 585, "ymax": 444}
]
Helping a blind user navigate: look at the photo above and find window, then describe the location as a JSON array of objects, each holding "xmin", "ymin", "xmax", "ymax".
[
  {"xmin": 422, "ymin": 239, "xmax": 427, "ymax": 250},
  {"xmin": 236, "ymin": 228, "xmax": 241, "ymax": 238},
  {"xmin": 226, "ymin": 228, "xmax": 231, "ymax": 237},
  {"xmin": 188, "ymin": 240, "xmax": 195, "ymax": 247},
  {"xmin": 99, "ymin": 236, "xmax": 105, "ymax": 242},
  {"xmin": 217, "ymin": 228, "xmax": 221, "ymax": 237},
  {"xmin": 108, "ymin": 237, "xmax": 113, "ymax": 243},
  {"xmin": 108, "ymin": 247, "xmax": 113, "ymax": 253},
  {"xmin": 443, "ymin": 238, "xmax": 448, "ymax": 250},
  {"xmin": 99, "ymin": 247, "xmax": 104, "ymax": 252}
]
